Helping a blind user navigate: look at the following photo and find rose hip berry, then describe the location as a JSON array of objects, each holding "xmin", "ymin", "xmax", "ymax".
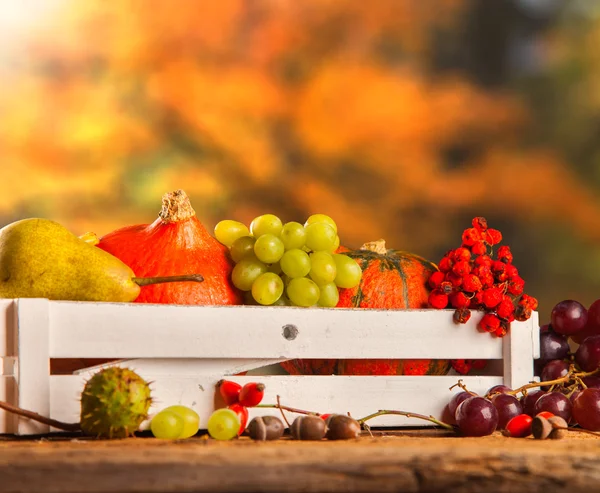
[
  {"xmin": 238, "ymin": 382, "xmax": 266, "ymax": 407},
  {"xmin": 504, "ymin": 414, "xmax": 533, "ymax": 438},
  {"xmin": 217, "ymin": 379, "xmax": 242, "ymax": 405}
]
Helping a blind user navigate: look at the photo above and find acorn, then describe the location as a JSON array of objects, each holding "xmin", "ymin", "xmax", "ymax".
[
  {"xmin": 531, "ymin": 416, "xmax": 552, "ymax": 440},
  {"xmin": 325, "ymin": 414, "xmax": 361, "ymax": 440},
  {"xmin": 247, "ymin": 416, "xmax": 285, "ymax": 441},
  {"xmin": 290, "ymin": 415, "xmax": 327, "ymax": 440}
]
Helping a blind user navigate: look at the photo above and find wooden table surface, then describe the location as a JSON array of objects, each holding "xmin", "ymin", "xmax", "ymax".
[{"xmin": 1, "ymin": 428, "xmax": 599, "ymax": 493}]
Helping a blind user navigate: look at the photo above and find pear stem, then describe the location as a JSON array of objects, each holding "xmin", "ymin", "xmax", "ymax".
[
  {"xmin": 0, "ymin": 399, "xmax": 81, "ymax": 432},
  {"xmin": 132, "ymin": 274, "xmax": 204, "ymax": 287}
]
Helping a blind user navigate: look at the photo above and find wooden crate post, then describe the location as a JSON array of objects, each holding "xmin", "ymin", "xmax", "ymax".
[
  {"xmin": 502, "ymin": 311, "xmax": 540, "ymax": 389},
  {"xmin": 15, "ymin": 298, "xmax": 51, "ymax": 434}
]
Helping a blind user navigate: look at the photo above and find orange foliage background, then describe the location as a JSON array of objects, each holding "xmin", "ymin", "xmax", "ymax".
[{"xmin": 1, "ymin": 0, "xmax": 600, "ymax": 318}]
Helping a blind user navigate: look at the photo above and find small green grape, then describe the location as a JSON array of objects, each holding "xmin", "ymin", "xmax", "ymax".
[
  {"xmin": 207, "ymin": 408, "xmax": 240, "ymax": 440},
  {"xmin": 304, "ymin": 214, "xmax": 338, "ymax": 234},
  {"xmin": 250, "ymin": 214, "xmax": 283, "ymax": 238},
  {"xmin": 309, "ymin": 251, "xmax": 337, "ymax": 285},
  {"xmin": 332, "ymin": 254, "xmax": 363, "ymax": 288},
  {"xmin": 280, "ymin": 222, "xmax": 306, "ymax": 251},
  {"xmin": 231, "ymin": 257, "xmax": 268, "ymax": 291},
  {"xmin": 268, "ymin": 261, "xmax": 282, "ymax": 275},
  {"xmin": 162, "ymin": 405, "xmax": 200, "ymax": 439},
  {"xmin": 214, "ymin": 220, "xmax": 250, "ymax": 247},
  {"xmin": 230, "ymin": 236, "xmax": 256, "ymax": 263},
  {"xmin": 251, "ymin": 272, "xmax": 284, "ymax": 305},
  {"xmin": 317, "ymin": 282, "xmax": 339, "ymax": 307},
  {"xmin": 280, "ymin": 249, "xmax": 311, "ymax": 278},
  {"xmin": 272, "ymin": 295, "xmax": 291, "ymax": 306},
  {"xmin": 254, "ymin": 234, "xmax": 285, "ymax": 264},
  {"xmin": 286, "ymin": 277, "xmax": 320, "ymax": 307},
  {"xmin": 151, "ymin": 411, "xmax": 184, "ymax": 440},
  {"xmin": 305, "ymin": 223, "xmax": 337, "ymax": 252},
  {"xmin": 330, "ymin": 235, "xmax": 340, "ymax": 252}
]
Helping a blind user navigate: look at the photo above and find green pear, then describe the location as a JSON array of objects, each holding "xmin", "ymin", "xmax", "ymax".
[{"xmin": 0, "ymin": 218, "xmax": 203, "ymax": 302}]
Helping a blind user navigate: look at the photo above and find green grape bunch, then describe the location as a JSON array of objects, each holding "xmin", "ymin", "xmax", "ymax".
[{"xmin": 214, "ymin": 214, "xmax": 362, "ymax": 307}]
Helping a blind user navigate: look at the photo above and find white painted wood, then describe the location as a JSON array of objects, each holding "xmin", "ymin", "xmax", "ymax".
[
  {"xmin": 15, "ymin": 299, "xmax": 51, "ymax": 434},
  {"xmin": 502, "ymin": 314, "xmax": 539, "ymax": 389},
  {"xmin": 50, "ymin": 374, "xmax": 504, "ymax": 430},
  {"xmin": 48, "ymin": 302, "xmax": 507, "ymax": 359},
  {"xmin": 0, "ymin": 299, "xmax": 16, "ymax": 358},
  {"xmin": 0, "ymin": 375, "xmax": 16, "ymax": 433}
]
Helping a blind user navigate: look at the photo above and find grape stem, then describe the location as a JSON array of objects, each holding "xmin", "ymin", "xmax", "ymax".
[
  {"xmin": 255, "ymin": 402, "xmax": 321, "ymax": 416},
  {"xmin": 357, "ymin": 410, "xmax": 455, "ymax": 431},
  {"xmin": 0, "ymin": 399, "xmax": 80, "ymax": 432},
  {"xmin": 276, "ymin": 395, "xmax": 291, "ymax": 428}
]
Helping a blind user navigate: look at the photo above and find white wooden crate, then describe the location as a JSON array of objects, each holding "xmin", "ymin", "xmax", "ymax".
[{"xmin": 0, "ymin": 298, "xmax": 540, "ymax": 435}]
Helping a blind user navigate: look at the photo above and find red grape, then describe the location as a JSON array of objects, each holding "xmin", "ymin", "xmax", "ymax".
[
  {"xmin": 456, "ymin": 396, "xmax": 498, "ymax": 437},
  {"xmin": 486, "ymin": 384, "xmax": 511, "ymax": 396},
  {"xmin": 539, "ymin": 332, "xmax": 569, "ymax": 362},
  {"xmin": 533, "ymin": 392, "xmax": 572, "ymax": 422},
  {"xmin": 575, "ymin": 335, "xmax": 600, "ymax": 372},
  {"xmin": 572, "ymin": 388, "xmax": 600, "ymax": 431},
  {"xmin": 572, "ymin": 299, "xmax": 600, "ymax": 344},
  {"xmin": 551, "ymin": 300, "xmax": 588, "ymax": 336},
  {"xmin": 540, "ymin": 360, "xmax": 569, "ymax": 388},
  {"xmin": 491, "ymin": 393, "xmax": 523, "ymax": 429},
  {"xmin": 582, "ymin": 376, "xmax": 600, "ymax": 388},
  {"xmin": 520, "ymin": 390, "xmax": 546, "ymax": 417},
  {"xmin": 448, "ymin": 391, "xmax": 472, "ymax": 422}
]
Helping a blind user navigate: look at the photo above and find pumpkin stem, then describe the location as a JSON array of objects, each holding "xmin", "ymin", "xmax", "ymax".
[
  {"xmin": 133, "ymin": 274, "xmax": 204, "ymax": 287},
  {"xmin": 360, "ymin": 239, "xmax": 387, "ymax": 255},
  {"xmin": 158, "ymin": 189, "xmax": 196, "ymax": 223}
]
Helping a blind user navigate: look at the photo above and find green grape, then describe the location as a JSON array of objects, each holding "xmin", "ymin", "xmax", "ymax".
[
  {"xmin": 251, "ymin": 272, "xmax": 284, "ymax": 305},
  {"xmin": 332, "ymin": 254, "xmax": 363, "ymax": 288},
  {"xmin": 162, "ymin": 405, "xmax": 200, "ymax": 439},
  {"xmin": 272, "ymin": 295, "xmax": 291, "ymax": 306},
  {"xmin": 243, "ymin": 290, "xmax": 258, "ymax": 305},
  {"xmin": 304, "ymin": 214, "xmax": 338, "ymax": 234},
  {"xmin": 280, "ymin": 222, "xmax": 306, "ymax": 251},
  {"xmin": 254, "ymin": 234, "xmax": 285, "ymax": 264},
  {"xmin": 268, "ymin": 261, "xmax": 282, "ymax": 274},
  {"xmin": 230, "ymin": 236, "xmax": 256, "ymax": 263},
  {"xmin": 151, "ymin": 410, "xmax": 184, "ymax": 440},
  {"xmin": 280, "ymin": 249, "xmax": 311, "ymax": 278},
  {"xmin": 214, "ymin": 220, "xmax": 250, "ymax": 247},
  {"xmin": 317, "ymin": 282, "xmax": 339, "ymax": 307},
  {"xmin": 305, "ymin": 223, "xmax": 337, "ymax": 252},
  {"xmin": 250, "ymin": 214, "xmax": 283, "ymax": 238},
  {"xmin": 286, "ymin": 277, "xmax": 320, "ymax": 307},
  {"xmin": 330, "ymin": 235, "xmax": 340, "ymax": 252},
  {"xmin": 309, "ymin": 251, "xmax": 337, "ymax": 285},
  {"xmin": 207, "ymin": 408, "xmax": 240, "ymax": 441},
  {"xmin": 231, "ymin": 256, "xmax": 268, "ymax": 291}
]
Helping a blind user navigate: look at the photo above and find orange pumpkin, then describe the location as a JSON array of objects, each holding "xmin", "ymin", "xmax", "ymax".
[
  {"xmin": 280, "ymin": 240, "xmax": 451, "ymax": 376},
  {"xmin": 96, "ymin": 189, "xmax": 243, "ymax": 306}
]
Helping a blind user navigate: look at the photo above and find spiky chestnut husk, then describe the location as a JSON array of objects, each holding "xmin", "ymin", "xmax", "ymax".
[{"xmin": 80, "ymin": 367, "xmax": 152, "ymax": 438}]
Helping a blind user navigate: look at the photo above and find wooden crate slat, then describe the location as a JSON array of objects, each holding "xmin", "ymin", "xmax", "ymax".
[
  {"xmin": 46, "ymin": 301, "xmax": 516, "ymax": 359},
  {"xmin": 49, "ymin": 374, "xmax": 504, "ymax": 430}
]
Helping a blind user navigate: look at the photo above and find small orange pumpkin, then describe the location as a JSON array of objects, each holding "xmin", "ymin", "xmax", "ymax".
[{"xmin": 280, "ymin": 240, "xmax": 451, "ymax": 376}]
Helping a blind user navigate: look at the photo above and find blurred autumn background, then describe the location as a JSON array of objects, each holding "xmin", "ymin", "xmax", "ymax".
[{"xmin": 1, "ymin": 0, "xmax": 600, "ymax": 317}]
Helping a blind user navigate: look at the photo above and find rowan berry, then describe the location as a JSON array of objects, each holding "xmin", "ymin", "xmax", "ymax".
[
  {"xmin": 445, "ymin": 272, "xmax": 463, "ymax": 288},
  {"xmin": 462, "ymin": 274, "xmax": 483, "ymax": 293},
  {"xmin": 462, "ymin": 228, "xmax": 481, "ymax": 246},
  {"xmin": 492, "ymin": 261, "xmax": 506, "ymax": 274},
  {"xmin": 507, "ymin": 276, "xmax": 525, "ymax": 296},
  {"xmin": 473, "ymin": 291, "xmax": 485, "ymax": 307},
  {"xmin": 484, "ymin": 228, "xmax": 502, "ymax": 245},
  {"xmin": 452, "ymin": 260, "xmax": 471, "ymax": 277},
  {"xmin": 438, "ymin": 256, "xmax": 453, "ymax": 273},
  {"xmin": 518, "ymin": 294, "xmax": 538, "ymax": 310},
  {"xmin": 475, "ymin": 255, "xmax": 493, "ymax": 267},
  {"xmin": 496, "ymin": 299, "xmax": 515, "ymax": 320},
  {"xmin": 515, "ymin": 305, "xmax": 532, "ymax": 322},
  {"xmin": 450, "ymin": 292, "xmax": 470, "ymax": 309},
  {"xmin": 482, "ymin": 288, "xmax": 503, "ymax": 309},
  {"xmin": 472, "ymin": 217, "xmax": 488, "ymax": 231},
  {"xmin": 471, "ymin": 241, "xmax": 487, "ymax": 255},
  {"xmin": 451, "ymin": 247, "xmax": 472, "ymax": 262},
  {"xmin": 497, "ymin": 246, "xmax": 513, "ymax": 264},
  {"xmin": 471, "ymin": 359, "xmax": 487, "ymax": 370},
  {"xmin": 453, "ymin": 308, "xmax": 472, "ymax": 324},
  {"xmin": 428, "ymin": 271, "xmax": 445, "ymax": 289},
  {"xmin": 504, "ymin": 264, "xmax": 519, "ymax": 279},
  {"xmin": 480, "ymin": 273, "xmax": 495, "ymax": 288},
  {"xmin": 428, "ymin": 289, "xmax": 449, "ymax": 309},
  {"xmin": 439, "ymin": 281, "xmax": 454, "ymax": 295},
  {"xmin": 451, "ymin": 359, "xmax": 472, "ymax": 375},
  {"xmin": 479, "ymin": 313, "xmax": 501, "ymax": 333},
  {"xmin": 472, "ymin": 264, "xmax": 490, "ymax": 278},
  {"xmin": 494, "ymin": 324, "xmax": 508, "ymax": 337}
]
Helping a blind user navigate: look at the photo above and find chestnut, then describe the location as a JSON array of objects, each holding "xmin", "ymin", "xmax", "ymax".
[
  {"xmin": 247, "ymin": 415, "xmax": 285, "ymax": 441},
  {"xmin": 325, "ymin": 414, "xmax": 361, "ymax": 440},
  {"xmin": 290, "ymin": 415, "xmax": 327, "ymax": 440}
]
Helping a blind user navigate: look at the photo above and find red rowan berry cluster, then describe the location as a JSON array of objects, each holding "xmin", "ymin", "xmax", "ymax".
[{"xmin": 427, "ymin": 217, "xmax": 538, "ymax": 339}]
